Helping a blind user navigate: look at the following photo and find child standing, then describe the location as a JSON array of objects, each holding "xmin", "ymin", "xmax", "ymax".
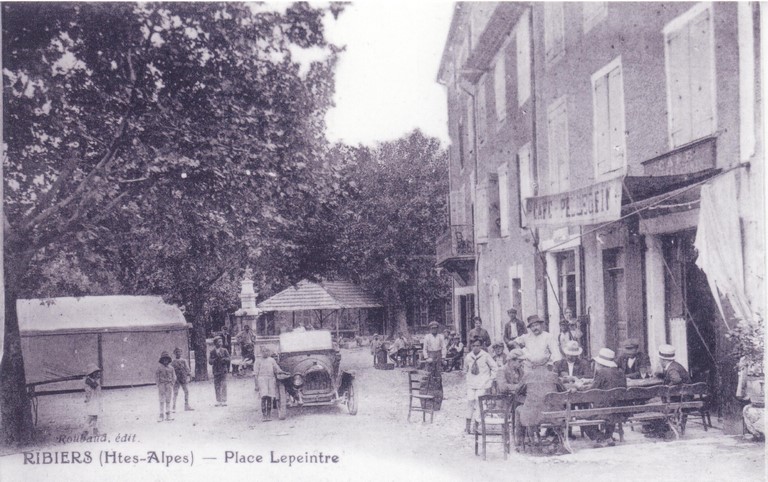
[
  {"xmin": 254, "ymin": 347, "xmax": 285, "ymax": 421},
  {"xmin": 156, "ymin": 351, "xmax": 176, "ymax": 421},
  {"xmin": 171, "ymin": 347, "xmax": 194, "ymax": 412},
  {"xmin": 83, "ymin": 363, "xmax": 102, "ymax": 437}
]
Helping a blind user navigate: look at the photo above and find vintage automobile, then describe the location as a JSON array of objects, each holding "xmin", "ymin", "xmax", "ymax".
[{"xmin": 274, "ymin": 330, "xmax": 357, "ymax": 419}]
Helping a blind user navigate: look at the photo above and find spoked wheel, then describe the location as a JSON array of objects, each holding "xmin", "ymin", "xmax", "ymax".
[
  {"xmin": 277, "ymin": 384, "xmax": 288, "ymax": 420},
  {"xmin": 346, "ymin": 383, "xmax": 358, "ymax": 415}
]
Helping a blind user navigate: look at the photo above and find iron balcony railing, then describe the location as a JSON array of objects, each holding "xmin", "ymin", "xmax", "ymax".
[{"xmin": 436, "ymin": 224, "xmax": 475, "ymax": 265}]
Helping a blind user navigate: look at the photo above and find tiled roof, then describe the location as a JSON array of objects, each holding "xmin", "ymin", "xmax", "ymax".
[{"xmin": 257, "ymin": 280, "xmax": 382, "ymax": 312}]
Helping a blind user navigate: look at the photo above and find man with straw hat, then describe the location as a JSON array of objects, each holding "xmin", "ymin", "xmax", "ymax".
[
  {"xmin": 553, "ymin": 340, "xmax": 591, "ymax": 381},
  {"xmin": 580, "ymin": 348, "xmax": 626, "ymax": 447},
  {"xmin": 496, "ymin": 348, "xmax": 526, "ymax": 394},
  {"xmin": 657, "ymin": 344, "xmax": 691, "ymax": 385}
]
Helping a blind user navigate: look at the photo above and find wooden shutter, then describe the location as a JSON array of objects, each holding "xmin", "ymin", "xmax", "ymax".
[
  {"xmin": 593, "ymin": 74, "xmax": 610, "ymax": 175},
  {"xmin": 450, "ymin": 190, "xmax": 461, "ymax": 226},
  {"xmin": 477, "ymin": 76, "xmax": 487, "ymax": 143},
  {"xmin": 547, "ymin": 107, "xmax": 560, "ymax": 193},
  {"xmin": 476, "ymin": 183, "xmax": 489, "ymax": 242},
  {"xmin": 607, "ymin": 65, "xmax": 626, "ymax": 172},
  {"xmin": 498, "ymin": 165, "xmax": 510, "ymax": 237},
  {"xmin": 517, "ymin": 12, "xmax": 531, "ymax": 106},
  {"xmin": 495, "ymin": 55, "xmax": 507, "ymax": 121},
  {"xmin": 466, "ymin": 96, "xmax": 476, "ymax": 157},
  {"xmin": 689, "ymin": 8, "xmax": 715, "ymax": 140},
  {"xmin": 667, "ymin": 28, "xmax": 692, "ymax": 147}
]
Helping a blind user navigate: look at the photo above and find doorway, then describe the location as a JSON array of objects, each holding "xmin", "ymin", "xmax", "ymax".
[
  {"xmin": 603, "ymin": 248, "xmax": 627, "ymax": 351},
  {"xmin": 459, "ymin": 294, "xmax": 475, "ymax": 344}
]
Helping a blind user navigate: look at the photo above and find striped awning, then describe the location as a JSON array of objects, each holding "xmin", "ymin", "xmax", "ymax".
[{"xmin": 256, "ymin": 280, "xmax": 382, "ymax": 312}]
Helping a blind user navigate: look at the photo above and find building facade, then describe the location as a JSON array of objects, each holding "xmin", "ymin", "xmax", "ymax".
[{"xmin": 437, "ymin": 2, "xmax": 763, "ymax": 429}]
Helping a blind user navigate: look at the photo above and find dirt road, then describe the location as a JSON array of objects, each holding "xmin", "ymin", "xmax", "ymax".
[{"xmin": 1, "ymin": 347, "xmax": 764, "ymax": 481}]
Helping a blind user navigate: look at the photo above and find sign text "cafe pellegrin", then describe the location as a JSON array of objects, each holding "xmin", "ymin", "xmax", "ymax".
[{"xmin": 525, "ymin": 177, "xmax": 623, "ymax": 228}]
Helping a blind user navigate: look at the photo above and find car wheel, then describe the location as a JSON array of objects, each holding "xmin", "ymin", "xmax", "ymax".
[
  {"xmin": 347, "ymin": 383, "xmax": 358, "ymax": 415},
  {"xmin": 277, "ymin": 383, "xmax": 287, "ymax": 420}
]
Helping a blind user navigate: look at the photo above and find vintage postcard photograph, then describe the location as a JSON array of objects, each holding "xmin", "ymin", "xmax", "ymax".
[{"xmin": 0, "ymin": 1, "xmax": 765, "ymax": 481}]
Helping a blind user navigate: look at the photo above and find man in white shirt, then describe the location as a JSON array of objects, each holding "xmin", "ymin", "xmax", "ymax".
[
  {"xmin": 512, "ymin": 315, "xmax": 562, "ymax": 368},
  {"xmin": 422, "ymin": 322, "xmax": 447, "ymax": 365},
  {"xmin": 463, "ymin": 338, "xmax": 498, "ymax": 434}
]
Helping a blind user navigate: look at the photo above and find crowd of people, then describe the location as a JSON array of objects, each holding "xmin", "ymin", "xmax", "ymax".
[{"xmin": 368, "ymin": 306, "xmax": 698, "ymax": 452}]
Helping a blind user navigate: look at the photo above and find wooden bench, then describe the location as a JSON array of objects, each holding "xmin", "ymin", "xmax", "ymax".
[{"xmin": 538, "ymin": 383, "xmax": 707, "ymax": 453}]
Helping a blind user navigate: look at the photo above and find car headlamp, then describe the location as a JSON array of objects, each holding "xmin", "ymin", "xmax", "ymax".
[{"xmin": 292, "ymin": 374, "xmax": 304, "ymax": 387}]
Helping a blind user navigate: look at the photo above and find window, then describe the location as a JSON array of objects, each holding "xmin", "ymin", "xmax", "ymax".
[
  {"xmin": 449, "ymin": 186, "xmax": 467, "ymax": 226},
  {"xmin": 494, "ymin": 54, "xmax": 507, "ymax": 122},
  {"xmin": 508, "ymin": 265, "xmax": 523, "ymax": 316},
  {"xmin": 418, "ymin": 302, "xmax": 429, "ymax": 326},
  {"xmin": 488, "ymin": 174, "xmax": 500, "ymax": 238},
  {"xmin": 547, "ymin": 96, "xmax": 569, "ymax": 193},
  {"xmin": 664, "ymin": 3, "xmax": 716, "ymax": 148},
  {"xmin": 477, "ymin": 75, "xmax": 488, "ymax": 143},
  {"xmin": 498, "ymin": 164, "xmax": 510, "ymax": 237},
  {"xmin": 516, "ymin": 11, "xmax": 531, "ymax": 106},
  {"xmin": 583, "ymin": 2, "xmax": 607, "ymax": 33},
  {"xmin": 592, "ymin": 57, "xmax": 626, "ymax": 177},
  {"xmin": 475, "ymin": 182, "xmax": 488, "ymax": 242},
  {"xmin": 544, "ymin": 3, "xmax": 565, "ymax": 66},
  {"xmin": 556, "ymin": 251, "xmax": 578, "ymax": 317},
  {"xmin": 517, "ymin": 143, "xmax": 533, "ymax": 226}
]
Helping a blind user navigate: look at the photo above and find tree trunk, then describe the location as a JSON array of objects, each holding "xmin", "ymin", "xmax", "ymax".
[
  {"xmin": 0, "ymin": 256, "xmax": 34, "ymax": 445},
  {"xmin": 190, "ymin": 302, "xmax": 209, "ymax": 381}
]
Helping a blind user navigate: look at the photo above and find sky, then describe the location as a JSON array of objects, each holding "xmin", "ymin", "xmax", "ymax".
[{"xmin": 323, "ymin": 1, "xmax": 454, "ymax": 146}]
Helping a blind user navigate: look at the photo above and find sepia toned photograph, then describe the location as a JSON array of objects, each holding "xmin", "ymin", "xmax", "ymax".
[{"xmin": 0, "ymin": 2, "xmax": 765, "ymax": 480}]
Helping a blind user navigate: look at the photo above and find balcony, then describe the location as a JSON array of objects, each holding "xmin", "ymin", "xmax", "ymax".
[{"xmin": 436, "ymin": 225, "xmax": 475, "ymax": 286}]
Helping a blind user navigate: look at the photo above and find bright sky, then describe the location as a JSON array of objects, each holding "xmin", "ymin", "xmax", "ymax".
[{"xmin": 323, "ymin": 1, "xmax": 454, "ymax": 146}]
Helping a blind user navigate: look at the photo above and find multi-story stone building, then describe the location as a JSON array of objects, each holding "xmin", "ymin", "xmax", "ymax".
[{"xmin": 437, "ymin": 2, "xmax": 763, "ymax": 430}]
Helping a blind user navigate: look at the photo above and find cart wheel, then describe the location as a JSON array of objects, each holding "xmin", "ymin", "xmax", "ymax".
[
  {"xmin": 277, "ymin": 384, "xmax": 287, "ymax": 420},
  {"xmin": 346, "ymin": 383, "xmax": 358, "ymax": 415}
]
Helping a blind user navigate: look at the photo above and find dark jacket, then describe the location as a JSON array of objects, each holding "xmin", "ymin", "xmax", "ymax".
[
  {"xmin": 515, "ymin": 368, "xmax": 564, "ymax": 427},
  {"xmin": 209, "ymin": 347, "xmax": 231, "ymax": 376},
  {"xmin": 591, "ymin": 366, "xmax": 627, "ymax": 391},
  {"xmin": 553, "ymin": 358, "xmax": 592, "ymax": 379},
  {"xmin": 616, "ymin": 352, "xmax": 650, "ymax": 379},
  {"xmin": 663, "ymin": 361, "xmax": 691, "ymax": 385},
  {"xmin": 503, "ymin": 319, "xmax": 527, "ymax": 347},
  {"xmin": 468, "ymin": 327, "xmax": 491, "ymax": 348},
  {"xmin": 496, "ymin": 362, "xmax": 525, "ymax": 394}
]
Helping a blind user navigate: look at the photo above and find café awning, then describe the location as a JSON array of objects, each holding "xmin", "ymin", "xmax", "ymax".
[
  {"xmin": 256, "ymin": 280, "xmax": 382, "ymax": 312},
  {"xmin": 524, "ymin": 169, "xmax": 720, "ymax": 228}
]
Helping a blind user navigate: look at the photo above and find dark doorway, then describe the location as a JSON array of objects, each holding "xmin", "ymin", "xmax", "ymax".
[
  {"xmin": 603, "ymin": 248, "xmax": 627, "ymax": 351},
  {"xmin": 459, "ymin": 294, "xmax": 475, "ymax": 344}
]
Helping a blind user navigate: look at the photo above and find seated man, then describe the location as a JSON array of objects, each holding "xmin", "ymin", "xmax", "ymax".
[
  {"xmin": 616, "ymin": 338, "xmax": 651, "ymax": 379},
  {"xmin": 490, "ymin": 342, "xmax": 507, "ymax": 368},
  {"xmin": 444, "ymin": 333, "xmax": 464, "ymax": 371},
  {"xmin": 388, "ymin": 332, "xmax": 407, "ymax": 366},
  {"xmin": 645, "ymin": 344, "xmax": 692, "ymax": 437},
  {"xmin": 496, "ymin": 349, "xmax": 525, "ymax": 394},
  {"xmin": 514, "ymin": 359, "xmax": 565, "ymax": 448},
  {"xmin": 553, "ymin": 340, "xmax": 592, "ymax": 383},
  {"xmin": 579, "ymin": 348, "xmax": 627, "ymax": 447}
]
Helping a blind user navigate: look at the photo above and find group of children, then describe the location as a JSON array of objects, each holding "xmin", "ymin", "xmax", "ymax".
[{"xmin": 156, "ymin": 347, "xmax": 195, "ymax": 421}]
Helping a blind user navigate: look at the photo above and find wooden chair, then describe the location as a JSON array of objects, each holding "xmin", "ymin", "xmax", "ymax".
[
  {"xmin": 475, "ymin": 394, "xmax": 513, "ymax": 460},
  {"xmin": 666, "ymin": 382, "xmax": 711, "ymax": 434},
  {"xmin": 407, "ymin": 370, "xmax": 435, "ymax": 423}
]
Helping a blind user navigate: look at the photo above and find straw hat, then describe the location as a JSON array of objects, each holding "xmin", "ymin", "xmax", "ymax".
[
  {"xmin": 508, "ymin": 349, "xmax": 525, "ymax": 360},
  {"xmin": 159, "ymin": 351, "xmax": 172, "ymax": 363},
  {"xmin": 562, "ymin": 340, "xmax": 583, "ymax": 356},
  {"xmin": 593, "ymin": 348, "xmax": 618, "ymax": 368},
  {"xmin": 623, "ymin": 338, "xmax": 640, "ymax": 350},
  {"xmin": 658, "ymin": 344, "xmax": 676, "ymax": 360},
  {"xmin": 428, "ymin": 321, "xmax": 439, "ymax": 328}
]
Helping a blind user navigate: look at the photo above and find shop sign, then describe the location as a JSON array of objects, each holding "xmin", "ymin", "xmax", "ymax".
[{"xmin": 525, "ymin": 177, "xmax": 623, "ymax": 227}]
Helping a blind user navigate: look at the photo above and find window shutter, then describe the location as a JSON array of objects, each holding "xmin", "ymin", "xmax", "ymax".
[
  {"xmin": 518, "ymin": 144, "xmax": 532, "ymax": 226},
  {"xmin": 593, "ymin": 74, "xmax": 610, "ymax": 175},
  {"xmin": 476, "ymin": 183, "xmax": 489, "ymax": 242},
  {"xmin": 667, "ymin": 28, "xmax": 692, "ymax": 147},
  {"xmin": 517, "ymin": 13, "xmax": 531, "ymax": 106},
  {"xmin": 607, "ymin": 65, "xmax": 626, "ymax": 172},
  {"xmin": 547, "ymin": 110, "xmax": 559, "ymax": 193},
  {"xmin": 689, "ymin": 8, "xmax": 715, "ymax": 140},
  {"xmin": 498, "ymin": 166, "xmax": 510, "ymax": 237},
  {"xmin": 557, "ymin": 106, "xmax": 570, "ymax": 190},
  {"xmin": 458, "ymin": 184, "xmax": 466, "ymax": 225},
  {"xmin": 494, "ymin": 55, "xmax": 507, "ymax": 121},
  {"xmin": 466, "ymin": 96, "xmax": 476, "ymax": 157},
  {"xmin": 450, "ymin": 190, "xmax": 461, "ymax": 226},
  {"xmin": 477, "ymin": 76, "xmax": 487, "ymax": 144}
]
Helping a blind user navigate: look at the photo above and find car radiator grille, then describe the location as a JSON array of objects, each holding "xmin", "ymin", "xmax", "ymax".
[{"xmin": 303, "ymin": 371, "xmax": 331, "ymax": 392}]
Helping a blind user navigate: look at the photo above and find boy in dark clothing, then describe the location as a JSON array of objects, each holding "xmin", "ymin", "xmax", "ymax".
[
  {"xmin": 209, "ymin": 336, "xmax": 230, "ymax": 406},
  {"xmin": 156, "ymin": 351, "xmax": 176, "ymax": 421},
  {"xmin": 171, "ymin": 347, "xmax": 194, "ymax": 412}
]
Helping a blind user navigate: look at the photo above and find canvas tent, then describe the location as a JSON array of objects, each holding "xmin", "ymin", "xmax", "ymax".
[{"xmin": 19, "ymin": 295, "xmax": 190, "ymax": 392}]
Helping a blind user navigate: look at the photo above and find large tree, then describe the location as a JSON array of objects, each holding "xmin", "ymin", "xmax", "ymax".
[
  {"xmin": 327, "ymin": 130, "xmax": 451, "ymax": 334},
  {"xmin": 2, "ymin": 2, "xmax": 342, "ymax": 444}
]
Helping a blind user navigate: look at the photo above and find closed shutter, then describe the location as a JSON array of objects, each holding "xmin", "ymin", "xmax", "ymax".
[
  {"xmin": 689, "ymin": 8, "xmax": 715, "ymax": 139},
  {"xmin": 517, "ymin": 12, "xmax": 531, "ymax": 106},
  {"xmin": 476, "ymin": 183, "xmax": 489, "ymax": 242},
  {"xmin": 667, "ymin": 28, "xmax": 692, "ymax": 147},
  {"xmin": 477, "ymin": 76, "xmax": 487, "ymax": 144},
  {"xmin": 593, "ymin": 74, "xmax": 610, "ymax": 175},
  {"xmin": 458, "ymin": 184, "xmax": 466, "ymax": 225},
  {"xmin": 495, "ymin": 55, "xmax": 507, "ymax": 121},
  {"xmin": 466, "ymin": 96, "xmax": 476, "ymax": 158},
  {"xmin": 450, "ymin": 190, "xmax": 461, "ymax": 226},
  {"xmin": 498, "ymin": 165, "xmax": 510, "ymax": 237},
  {"xmin": 607, "ymin": 65, "xmax": 626, "ymax": 172}
]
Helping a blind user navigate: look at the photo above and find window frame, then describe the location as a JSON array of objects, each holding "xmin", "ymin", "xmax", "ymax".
[
  {"xmin": 516, "ymin": 10, "xmax": 531, "ymax": 106},
  {"xmin": 662, "ymin": 2, "xmax": 717, "ymax": 149},
  {"xmin": 547, "ymin": 96, "xmax": 570, "ymax": 194},
  {"xmin": 494, "ymin": 52, "xmax": 507, "ymax": 122},
  {"xmin": 544, "ymin": 2, "xmax": 565, "ymax": 67},
  {"xmin": 583, "ymin": 2, "xmax": 607, "ymax": 34}
]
